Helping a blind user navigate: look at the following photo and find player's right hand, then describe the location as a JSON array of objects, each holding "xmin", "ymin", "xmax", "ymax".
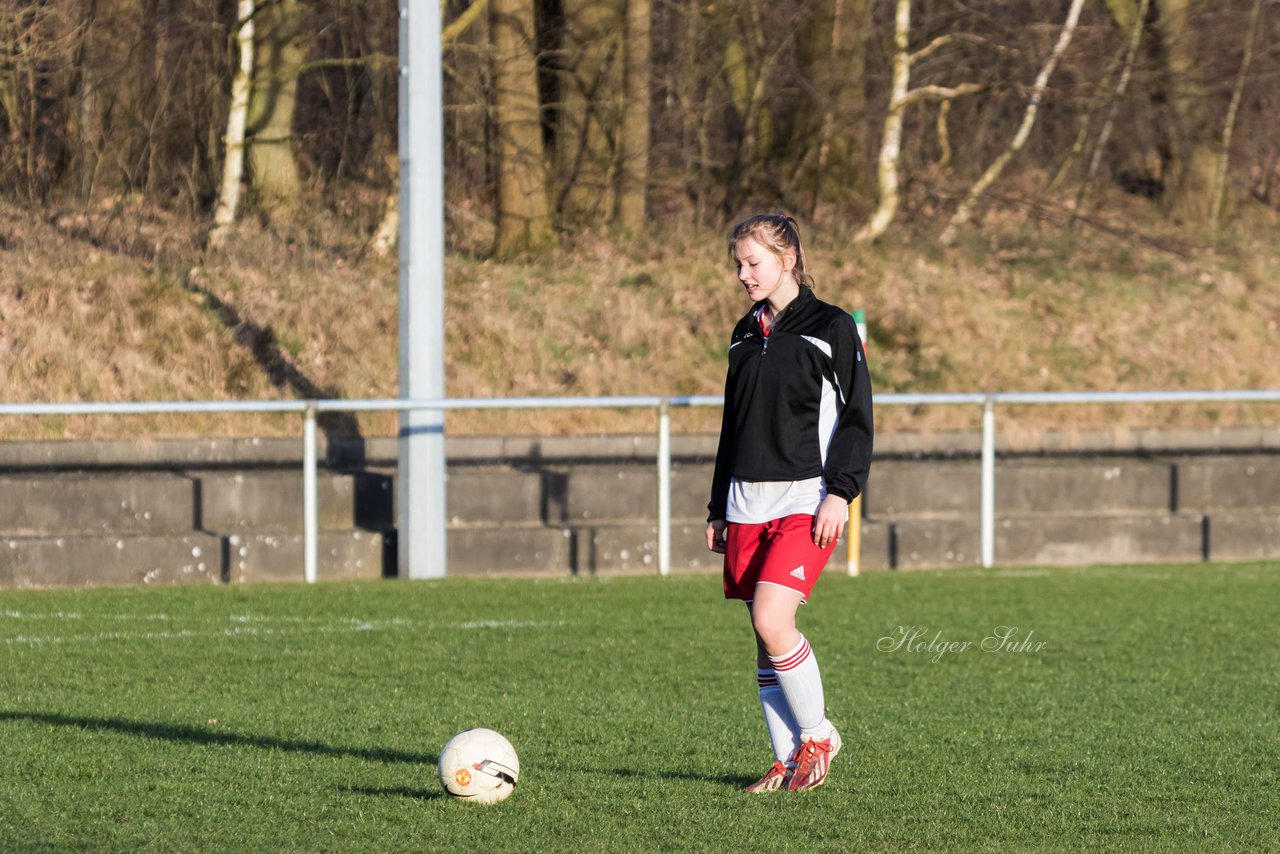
[{"xmin": 706, "ymin": 519, "xmax": 728, "ymax": 554}]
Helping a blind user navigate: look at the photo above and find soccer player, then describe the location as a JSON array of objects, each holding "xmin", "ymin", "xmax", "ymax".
[{"xmin": 706, "ymin": 212, "xmax": 873, "ymax": 792}]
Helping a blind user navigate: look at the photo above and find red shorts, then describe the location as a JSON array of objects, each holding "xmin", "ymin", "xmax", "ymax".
[{"xmin": 723, "ymin": 514, "xmax": 838, "ymax": 603}]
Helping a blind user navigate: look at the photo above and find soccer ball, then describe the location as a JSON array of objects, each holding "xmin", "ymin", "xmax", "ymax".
[{"xmin": 438, "ymin": 728, "xmax": 520, "ymax": 804}]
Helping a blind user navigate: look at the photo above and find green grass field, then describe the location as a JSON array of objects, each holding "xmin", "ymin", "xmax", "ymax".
[{"xmin": 1, "ymin": 564, "xmax": 1277, "ymax": 852}]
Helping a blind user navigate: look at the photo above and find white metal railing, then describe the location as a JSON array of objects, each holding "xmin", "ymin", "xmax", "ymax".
[{"xmin": 4, "ymin": 389, "xmax": 1280, "ymax": 581}]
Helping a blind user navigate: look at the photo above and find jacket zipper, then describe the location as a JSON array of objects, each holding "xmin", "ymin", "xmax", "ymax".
[{"xmin": 761, "ymin": 302, "xmax": 793, "ymax": 356}]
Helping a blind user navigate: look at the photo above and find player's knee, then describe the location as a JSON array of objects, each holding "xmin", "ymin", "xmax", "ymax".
[{"xmin": 751, "ymin": 608, "xmax": 794, "ymax": 650}]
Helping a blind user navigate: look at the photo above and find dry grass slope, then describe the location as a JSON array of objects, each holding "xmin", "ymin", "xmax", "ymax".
[{"xmin": 2, "ymin": 193, "xmax": 1279, "ymax": 441}]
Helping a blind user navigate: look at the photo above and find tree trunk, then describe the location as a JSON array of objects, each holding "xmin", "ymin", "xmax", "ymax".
[
  {"xmin": 714, "ymin": 0, "xmax": 781, "ymax": 214},
  {"xmin": 1151, "ymin": 0, "xmax": 1217, "ymax": 224},
  {"xmin": 134, "ymin": 0, "xmax": 161, "ymax": 193},
  {"xmin": 73, "ymin": 0, "xmax": 100, "ymax": 204},
  {"xmin": 490, "ymin": 0, "xmax": 554, "ymax": 255},
  {"xmin": 614, "ymin": 0, "xmax": 650, "ymax": 230},
  {"xmin": 1072, "ymin": 0, "xmax": 1151, "ymax": 219},
  {"xmin": 209, "ymin": 0, "xmax": 255, "ymax": 249},
  {"xmin": 854, "ymin": 0, "xmax": 910, "ymax": 243},
  {"xmin": 554, "ymin": 0, "xmax": 623, "ymax": 223},
  {"xmin": 798, "ymin": 0, "xmax": 871, "ymax": 215},
  {"xmin": 0, "ymin": 55, "xmax": 17, "ymax": 152},
  {"xmin": 1209, "ymin": 0, "xmax": 1264, "ymax": 232},
  {"xmin": 248, "ymin": 0, "xmax": 303, "ymax": 207}
]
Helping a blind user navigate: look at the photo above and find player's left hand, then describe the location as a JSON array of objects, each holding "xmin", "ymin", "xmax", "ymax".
[{"xmin": 812, "ymin": 494, "xmax": 847, "ymax": 549}]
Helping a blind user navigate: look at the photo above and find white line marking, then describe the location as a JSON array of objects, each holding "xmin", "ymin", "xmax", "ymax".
[
  {"xmin": 456, "ymin": 619, "xmax": 554, "ymax": 630},
  {"xmin": 1, "ymin": 616, "xmax": 564, "ymax": 646}
]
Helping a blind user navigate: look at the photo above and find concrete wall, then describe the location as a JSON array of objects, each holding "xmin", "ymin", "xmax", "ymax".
[{"xmin": 1, "ymin": 426, "xmax": 1279, "ymax": 587}]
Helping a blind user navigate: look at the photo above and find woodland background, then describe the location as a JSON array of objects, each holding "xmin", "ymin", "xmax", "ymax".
[{"xmin": 2, "ymin": 0, "xmax": 1280, "ymax": 439}]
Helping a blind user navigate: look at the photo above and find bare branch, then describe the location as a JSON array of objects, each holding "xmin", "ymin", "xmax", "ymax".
[
  {"xmin": 900, "ymin": 82, "xmax": 985, "ymax": 106},
  {"xmin": 298, "ymin": 54, "xmax": 396, "ymax": 73},
  {"xmin": 908, "ymin": 33, "xmax": 955, "ymax": 65},
  {"xmin": 941, "ymin": 0, "xmax": 1087, "ymax": 245},
  {"xmin": 443, "ymin": 0, "xmax": 490, "ymax": 47},
  {"xmin": 910, "ymin": 31, "xmax": 1018, "ymax": 65}
]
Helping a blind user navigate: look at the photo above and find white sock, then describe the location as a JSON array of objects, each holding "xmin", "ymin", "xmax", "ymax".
[
  {"xmin": 769, "ymin": 635, "xmax": 835, "ymax": 739},
  {"xmin": 757, "ymin": 668, "xmax": 800, "ymax": 763}
]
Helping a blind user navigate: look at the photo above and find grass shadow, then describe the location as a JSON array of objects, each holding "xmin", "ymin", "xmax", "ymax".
[
  {"xmin": 343, "ymin": 785, "xmax": 445, "ymax": 802},
  {"xmin": 0, "ymin": 710, "xmax": 436, "ymax": 766},
  {"xmin": 596, "ymin": 763, "xmax": 762, "ymax": 793}
]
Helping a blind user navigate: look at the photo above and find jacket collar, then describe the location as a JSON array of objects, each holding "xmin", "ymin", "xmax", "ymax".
[{"xmin": 752, "ymin": 284, "xmax": 814, "ymax": 320}]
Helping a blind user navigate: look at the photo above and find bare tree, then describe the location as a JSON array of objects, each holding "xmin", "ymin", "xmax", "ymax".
[
  {"xmin": 940, "ymin": 0, "xmax": 1087, "ymax": 246},
  {"xmin": 1100, "ymin": 0, "xmax": 1223, "ymax": 224},
  {"xmin": 1071, "ymin": 0, "xmax": 1152, "ymax": 219},
  {"xmin": 2, "ymin": 3, "xmax": 79, "ymax": 202},
  {"xmin": 3, "ymin": 0, "xmax": 1278, "ymax": 242},
  {"xmin": 209, "ymin": 0, "xmax": 255, "ymax": 250},
  {"xmin": 72, "ymin": 0, "xmax": 101, "ymax": 203},
  {"xmin": 615, "ymin": 0, "xmax": 651, "ymax": 230},
  {"xmin": 490, "ymin": 0, "xmax": 554, "ymax": 254},
  {"xmin": 248, "ymin": 0, "xmax": 303, "ymax": 207},
  {"xmin": 715, "ymin": 0, "xmax": 785, "ymax": 214},
  {"xmin": 854, "ymin": 0, "xmax": 982, "ymax": 243},
  {"xmin": 554, "ymin": 0, "xmax": 623, "ymax": 222},
  {"xmin": 444, "ymin": 0, "xmax": 489, "ymax": 45},
  {"xmin": 1210, "ymin": 0, "xmax": 1265, "ymax": 232},
  {"xmin": 798, "ymin": 0, "xmax": 872, "ymax": 219}
]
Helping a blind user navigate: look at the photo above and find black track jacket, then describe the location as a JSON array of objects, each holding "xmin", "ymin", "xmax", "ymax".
[{"xmin": 707, "ymin": 286, "xmax": 874, "ymax": 522}]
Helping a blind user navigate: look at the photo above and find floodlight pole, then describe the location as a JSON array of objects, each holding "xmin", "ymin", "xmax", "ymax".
[{"xmin": 397, "ymin": 0, "xmax": 448, "ymax": 579}]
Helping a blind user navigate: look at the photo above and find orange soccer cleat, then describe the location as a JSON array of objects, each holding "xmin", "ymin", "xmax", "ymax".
[
  {"xmin": 786, "ymin": 730, "xmax": 842, "ymax": 792},
  {"xmin": 744, "ymin": 760, "xmax": 793, "ymax": 794}
]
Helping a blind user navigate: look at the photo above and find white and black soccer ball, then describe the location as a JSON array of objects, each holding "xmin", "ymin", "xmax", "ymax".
[{"xmin": 438, "ymin": 728, "xmax": 520, "ymax": 804}]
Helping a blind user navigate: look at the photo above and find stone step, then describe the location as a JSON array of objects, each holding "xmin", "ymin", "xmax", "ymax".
[
  {"xmin": 1175, "ymin": 456, "xmax": 1280, "ymax": 511},
  {"xmin": 1, "ymin": 530, "xmax": 387, "ymax": 587},
  {"xmin": 865, "ymin": 458, "xmax": 1180, "ymax": 517},
  {"xmin": 445, "ymin": 525, "xmax": 575, "ymax": 576},
  {"xmin": 884, "ymin": 513, "xmax": 1207, "ymax": 569},
  {"xmin": 0, "ymin": 473, "xmax": 197, "ymax": 536},
  {"xmin": 444, "ymin": 522, "xmax": 724, "ymax": 577},
  {"xmin": 443, "ymin": 464, "xmax": 711, "ymax": 525},
  {"xmin": 442, "ymin": 458, "xmax": 1200, "ymax": 526},
  {"xmin": 225, "ymin": 530, "xmax": 387, "ymax": 583},
  {"xmin": 1, "ymin": 533, "xmax": 222, "ymax": 587},
  {"xmin": 1203, "ymin": 511, "xmax": 1280, "ymax": 561},
  {"xmin": 193, "ymin": 470, "xmax": 393, "ymax": 532},
  {"xmin": 0, "ymin": 470, "xmax": 396, "ymax": 536},
  {"xmin": 9, "ymin": 456, "xmax": 1266, "ymax": 545},
  {"xmin": 443, "ymin": 519, "xmax": 882, "ymax": 577},
  {"xmin": 532, "ymin": 513, "xmax": 1216, "ymax": 573},
  {"xmin": 2, "ymin": 508, "xmax": 1273, "ymax": 587}
]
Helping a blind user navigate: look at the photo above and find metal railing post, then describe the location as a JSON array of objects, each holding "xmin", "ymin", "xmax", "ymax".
[
  {"xmin": 981, "ymin": 396, "xmax": 996, "ymax": 568},
  {"xmin": 657, "ymin": 400, "xmax": 671, "ymax": 576},
  {"xmin": 303, "ymin": 402, "xmax": 319, "ymax": 584}
]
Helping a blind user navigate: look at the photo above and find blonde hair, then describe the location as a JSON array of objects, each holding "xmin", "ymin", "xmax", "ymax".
[{"xmin": 727, "ymin": 212, "xmax": 814, "ymax": 289}]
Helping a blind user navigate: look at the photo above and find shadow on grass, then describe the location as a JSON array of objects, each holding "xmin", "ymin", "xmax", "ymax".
[
  {"xmin": 573, "ymin": 763, "xmax": 758, "ymax": 789},
  {"xmin": 0, "ymin": 710, "xmax": 437, "ymax": 766},
  {"xmin": 343, "ymin": 785, "xmax": 445, "ymax": 801}
]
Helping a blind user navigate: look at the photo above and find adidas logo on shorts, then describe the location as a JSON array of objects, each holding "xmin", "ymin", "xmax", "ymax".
[{"xmin": 790, "ymin": 565, "xmax": 806, "ymax": 581}]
